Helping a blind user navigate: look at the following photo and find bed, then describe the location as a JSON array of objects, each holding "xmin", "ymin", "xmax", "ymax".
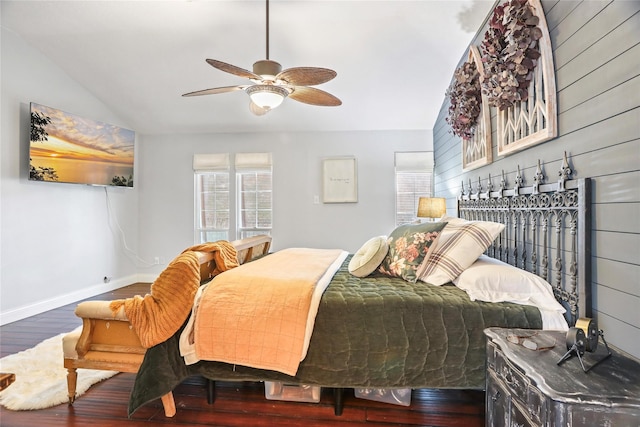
[{"xmin": 126, "ymin": 156, "xmax": 591, "ymax": 417}]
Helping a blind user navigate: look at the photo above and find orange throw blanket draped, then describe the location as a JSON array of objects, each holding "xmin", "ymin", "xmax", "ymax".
[
  {"xmin": 190, "ymin": 248, "xmax": 344, "ymax": 376},
  {"xmin": 109, "ymin": 241, "xmax": 239, "ymax": 348}
]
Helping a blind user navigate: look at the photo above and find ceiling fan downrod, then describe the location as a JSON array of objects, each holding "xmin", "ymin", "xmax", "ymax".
[
  {"xmin": 265, "ymin": 0, "xmax": 270, "ymax": 60},
  {"xmin": 254, "ymin": 0, "xmax": 281, "ymax": 80}
]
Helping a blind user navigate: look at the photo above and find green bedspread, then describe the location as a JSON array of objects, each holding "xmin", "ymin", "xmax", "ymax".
[{"xmin": 129, "ymin": 255, "xmax": 541, "ymax": 416}]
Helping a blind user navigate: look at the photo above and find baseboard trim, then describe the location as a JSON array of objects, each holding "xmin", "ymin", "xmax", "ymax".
[
  {"xmin": 0, "ymin": 274, "xmax": 156, "ymax": 325},
  {"xmin": 136, "ymin": 273, "xmax": 159, "ymax": 284}
]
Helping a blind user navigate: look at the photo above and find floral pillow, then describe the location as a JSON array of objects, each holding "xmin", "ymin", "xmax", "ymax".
[{"xmin": 378, "ymin": 221, "xmax": 447, "ymax": 282}]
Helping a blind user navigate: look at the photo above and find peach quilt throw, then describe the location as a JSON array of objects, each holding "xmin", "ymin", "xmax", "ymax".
[
  {"xmin": 181, "ymin": 248, "xmax": 347, "ymax": 376},
  {"xmin": 110, "ymin": 241, "xmax": 238, "ymax": 348}
]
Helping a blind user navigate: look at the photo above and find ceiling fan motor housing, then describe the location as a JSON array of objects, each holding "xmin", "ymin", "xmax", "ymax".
[{"xmin": 253, "ymin": 60, "xmax": 282, "ymax": 81}]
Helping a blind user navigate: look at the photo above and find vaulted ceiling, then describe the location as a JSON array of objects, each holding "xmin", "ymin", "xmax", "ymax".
[{"xmin": 1, "ymin": 1, "xmax": 494, "ymax": 135}]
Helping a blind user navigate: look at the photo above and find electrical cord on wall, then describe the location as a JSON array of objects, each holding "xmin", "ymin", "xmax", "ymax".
[{"xmin": 104, "ymin": 187, "xmax": 156, "ymax": 267}]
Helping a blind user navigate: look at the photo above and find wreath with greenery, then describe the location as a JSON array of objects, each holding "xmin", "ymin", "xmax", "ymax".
[
  {"xmin": 446, "ymin": 60, "xmax": 481, "ymax": 140},
  {"xmin": 480, "ymin": 0, "xmax": 542, "ymax": 110}
]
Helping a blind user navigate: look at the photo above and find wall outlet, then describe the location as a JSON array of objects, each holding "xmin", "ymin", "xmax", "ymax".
[
  {"xmin": 154, "ymin": 256, "xmax": 160, "ymax": 265},
  {"xmin": 103, "ymin": 276, "xmax": 111, "ymax": 283}
]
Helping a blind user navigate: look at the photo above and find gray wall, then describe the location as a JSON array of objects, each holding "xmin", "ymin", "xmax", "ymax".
[
  {"xmin": 136, "ymin": 130, "xmax": 431, "ymax": 279},
  {"xmin": 433, "ymin": 0, "xmax": 640, "ymax": 357},
  {"xmin": 1, "ymin": 24, "xmax": 432, "ymax": 321},
  {"xmin": 0, "ymin": 28, "xmax": 140, "ymax": 323}
]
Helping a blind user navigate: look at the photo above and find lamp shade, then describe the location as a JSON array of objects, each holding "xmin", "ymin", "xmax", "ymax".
[
  {"xmin": 246, "ymin": 85, "xmax": 288, "ymax": 109},
  {"xmin": 417, "ymin": 197, "xmax": 446, "ymax": 219}
]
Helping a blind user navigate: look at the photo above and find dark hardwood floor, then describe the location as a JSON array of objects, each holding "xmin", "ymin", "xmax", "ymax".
[{"xmin": 0, "ymin": 283, "xmax": 485, "ymax": 426}]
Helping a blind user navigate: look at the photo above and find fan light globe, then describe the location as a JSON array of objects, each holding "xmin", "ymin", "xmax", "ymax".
[{"xmin": 246, "ymin": 85, "xmax": 288, "ymax": 109}]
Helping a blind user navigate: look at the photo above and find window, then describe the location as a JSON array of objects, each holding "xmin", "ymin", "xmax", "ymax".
[
  {"xmin": 236, "ymin": 171, "xmax": 272, "ymax": 239},
  {"xmin": 194, "ymin": 153, "xmax": 272, "ymax": 243},
  {"xmin": 194, "ymin": 154, "xmax": 230, "ymax": 242},
  {"xmin": 235, "ymin": 153, "xmax": 272, "ymax": 239},
  {"xmin": 395, "ymin": 152, "xmax": 434, "ymax": 226}
]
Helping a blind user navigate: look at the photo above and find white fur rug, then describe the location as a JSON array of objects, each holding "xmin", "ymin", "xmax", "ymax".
[{"xmin": 0, "ymin": 327, "xmax": 118, "ymax": 411}]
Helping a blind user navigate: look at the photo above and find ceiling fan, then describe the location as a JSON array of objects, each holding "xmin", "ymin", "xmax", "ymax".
[{"xmin": 182, "ymin": 0, "xmax": 342, "ymax": 116}]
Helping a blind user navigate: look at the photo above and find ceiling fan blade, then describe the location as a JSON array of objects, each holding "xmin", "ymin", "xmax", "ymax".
[
  {"xmin": 206, "ymin": 59, "xmax": 261, "ymax": 80},
  {"xmin": 288, "ymin": 86, "xmax": 342, "ymax": 106},
  {"xmin": 276, "ymin": 67, "xmax": 337, "ymax": 86},
  {"xmin": 182, "ymin": 86, "xmax": 247, "ymax": 97},
  {"xmin": 249, "ymin": 101, "xmax": 270, "ymax": 116}
]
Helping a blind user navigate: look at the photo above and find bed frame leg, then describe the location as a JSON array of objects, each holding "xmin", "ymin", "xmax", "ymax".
[
  {"xmin": 333, "ymin": 388, "xmax": 344, "ymax": 416},
  {"xmin": 161, "ymin": 392, "xmax": 176, "ymax": 417},
  {"xmin": 206, "ymin": 379, "xmax": 216, "ymax": 404}
]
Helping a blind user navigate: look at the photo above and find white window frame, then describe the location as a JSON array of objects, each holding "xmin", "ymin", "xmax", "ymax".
[
  {"xmin": 235, "ymin": 153, "xmax": 272, "ymax": 240},
  {"xmin": 194, "ymin": 153, "xmax": 273, "ymax": 243},
  {"xmin": 394, "ymin": 152, "xmax": 434, "ymax": 226},
  {"xmin": 194, "ymin": 154, "xmax": 231, "ymax": 243}
]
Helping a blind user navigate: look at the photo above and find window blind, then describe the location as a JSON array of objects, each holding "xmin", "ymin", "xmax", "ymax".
[
  {"xmin": 235, "ymin": 152, "xmax": 272, "ymax": 170},
  {"xmin": 395, "ymin": 152, "xmax": 434, "ymax": 173},
  {"xmin": 193, "ymin": 153, "xmax": 230, "ymax": 171}
]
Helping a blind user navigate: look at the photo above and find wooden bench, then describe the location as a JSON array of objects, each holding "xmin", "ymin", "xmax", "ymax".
[{"xmin": 62, "ymin": 235, "xmax": 271, "ymax": 417}]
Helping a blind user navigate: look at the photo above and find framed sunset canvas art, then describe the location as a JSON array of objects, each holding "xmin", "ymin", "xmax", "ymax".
[{"xmin": 29, "ymin": 102, "xmax": 135, "ymax": 187}]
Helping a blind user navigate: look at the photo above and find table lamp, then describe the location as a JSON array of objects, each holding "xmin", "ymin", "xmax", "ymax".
[{"xmin": 417, "ymin": 197, "xmax": 446, "ymax": 222}]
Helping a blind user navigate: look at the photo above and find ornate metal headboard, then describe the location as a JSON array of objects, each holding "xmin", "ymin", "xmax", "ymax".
[{"xmin": 457, "ymin": 153, "xmax": 591, "ymax": 327}]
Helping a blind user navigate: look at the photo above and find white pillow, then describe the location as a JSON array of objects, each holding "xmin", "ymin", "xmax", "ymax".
[
  {"xmin": 453, "ymin": 256, "xmax": 568, "ymax": 330},
  {"xmin": 453, "ymin": 255, "xmax": 566, "ymax": 311},
  {"xmin": 419, "ymin": 217, "xmax": 504, "ymax": 285},
  {"xmin": 348, "ymin": 236, "xmax": 389, "ymax": 277}
]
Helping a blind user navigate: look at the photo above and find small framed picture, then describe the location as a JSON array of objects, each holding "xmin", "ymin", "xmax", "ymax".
[{"xmin": 322, "ymin": 157, "xmax": 357, "ymax": 203}]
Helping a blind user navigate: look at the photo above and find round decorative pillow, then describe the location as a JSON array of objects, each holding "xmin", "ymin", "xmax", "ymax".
[{"xmin": 348, "ymin": 236, "xmax": 389, "ymax": 277}]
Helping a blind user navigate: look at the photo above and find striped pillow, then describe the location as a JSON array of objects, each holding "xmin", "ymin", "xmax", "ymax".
[{"xmin": 418, "ymin": 217, "xmax": 504, "ymax": 286}]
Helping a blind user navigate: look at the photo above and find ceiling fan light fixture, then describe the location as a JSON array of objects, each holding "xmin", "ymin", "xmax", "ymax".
[{"xmin": 246, "ymin": 85, "xmax": 288, "ymax": 110}]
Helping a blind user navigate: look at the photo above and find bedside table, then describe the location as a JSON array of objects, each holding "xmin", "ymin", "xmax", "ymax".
[{"xmin": 484, "ymin": 328, "xmax": 640, "ymax": 427}]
